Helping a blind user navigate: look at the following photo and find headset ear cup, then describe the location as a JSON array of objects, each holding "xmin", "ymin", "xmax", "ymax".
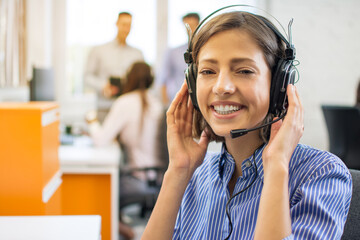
[
  {"xmin": 270, "ymin": 59, "xmax": 294, "ymax": 115},
  {"xmin": 185, "ymin": 63, "xmax": 199, "ymax": 110}
]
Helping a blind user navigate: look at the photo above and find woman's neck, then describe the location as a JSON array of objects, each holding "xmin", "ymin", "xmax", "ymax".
[{"xmin": 225, "ymin": 131, "xmax": 264, "ymax": 178}]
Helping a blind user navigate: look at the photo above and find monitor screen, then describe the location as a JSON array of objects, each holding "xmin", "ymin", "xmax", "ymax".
[{"xmin": 30, "ymin": 67, "xmax": 54, "ymax": 101}]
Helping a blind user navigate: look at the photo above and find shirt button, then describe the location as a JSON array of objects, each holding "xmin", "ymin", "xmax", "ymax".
[{"xmin": 245, "ymin": 161, "xmax": 252, "ymax": 167}]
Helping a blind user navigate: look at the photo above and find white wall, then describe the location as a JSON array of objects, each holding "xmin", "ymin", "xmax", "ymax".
[{"xmin": 267, "ymin": 0, "xmax": 360, "ymax": 150}]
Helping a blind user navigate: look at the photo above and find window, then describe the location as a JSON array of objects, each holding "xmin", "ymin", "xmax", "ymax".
[
  {"xmin": 66, "ymin": 0, "xmax": 156, "ymax": 94},
  {"xmin": 65, "ymin": 0, "xmax": 258, "ymax": 95}
]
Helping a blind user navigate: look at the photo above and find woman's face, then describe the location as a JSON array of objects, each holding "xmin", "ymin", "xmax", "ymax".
[{"xmin": 196, "ymin": 29, "xmax": 271, "ymax": 139}]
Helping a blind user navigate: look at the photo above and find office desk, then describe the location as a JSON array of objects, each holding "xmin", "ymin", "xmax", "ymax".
[
  {"xmin": 59, "ymin": 142, "xmax": 120, "ymax": 240},
  {"xmin": 0, "ymin": 215, "xmax": 101, "ymax": 240}
]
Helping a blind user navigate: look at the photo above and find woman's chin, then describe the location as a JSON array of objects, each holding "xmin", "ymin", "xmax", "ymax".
[{"xmin": 212, "ymin": 128, "xmax": 232, "ymax": 138}]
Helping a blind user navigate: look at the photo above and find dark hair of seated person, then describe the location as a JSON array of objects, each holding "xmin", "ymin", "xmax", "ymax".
[{"xmin": 122, "ymin": 61, "xmax": 154, "ymax": 131}]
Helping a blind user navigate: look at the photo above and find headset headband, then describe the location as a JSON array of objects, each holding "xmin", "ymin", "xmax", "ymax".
[{"xmin": 184, "ymin": 4, "xmax": 295, "ymax": 64}]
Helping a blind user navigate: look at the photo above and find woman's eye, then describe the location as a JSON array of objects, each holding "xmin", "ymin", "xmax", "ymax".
[
  {"xmin": 199, "ymin": 70, "xmax": 215, "ymax": 75},
  {"xmin": 237, "ymin": 69, "xmax": 254, "ymax": 74}
]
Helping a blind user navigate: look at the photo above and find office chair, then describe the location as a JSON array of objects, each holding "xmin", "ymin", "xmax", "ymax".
[
  {"xmin": 342, "ymin": 169, "xmax": 360, "ymax": 240},
  {"xmin": 321, "ymin": 105, "xmax": 360, "ymax": 170},
  {"xmin": 119, "ymin": 109, "xmax": 168, "ymax": 217}
]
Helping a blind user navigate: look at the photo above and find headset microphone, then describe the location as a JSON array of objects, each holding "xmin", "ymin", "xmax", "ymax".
[{"xmin": 230, "ymin": 111, "xmax": 286, "ymax": 138}]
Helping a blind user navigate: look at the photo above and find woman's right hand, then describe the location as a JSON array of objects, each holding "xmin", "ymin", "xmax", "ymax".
[{"xmin": 166, "ymin": 81, "xmax": 210, "ymax": 181}]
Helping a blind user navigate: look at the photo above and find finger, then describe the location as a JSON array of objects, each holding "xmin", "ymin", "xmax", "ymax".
[
  {"xmin": 283, "ymin": 85, "xmax": 304, "ymax": 143},
  {"xmin": 287, "ymin": 85, "xmax": 304, "ymax": 128},
  {"xmin": 287, "ymin": 85, "xmax": 298, "ymax": 110},
  {"xmin": 285, "ymin": 85, "xmax": 301, "ymax": 124},
  {"xmin": 198, "ymin": 129, "xmax": 210, "ymax": 150},
  {"xmin": 175, "ymin": 88, "xmax": 189, "ymax": 125},
  {"xmin": 184, "ymin": 95, "xmax": 194, "ymax": 136},
  {"xmin": 294, "ymin": 86, "xmax": 304, "ymax": 126},
  {"xmin": 268, "ymin": 118, "xmax": 282, "ymax": 143},
  {"xmin": 167, "ymin": 82, "xmax": 188, "ymax": 126}
]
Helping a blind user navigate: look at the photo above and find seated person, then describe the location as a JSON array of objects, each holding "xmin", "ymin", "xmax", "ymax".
[
  {"xmin": 88, "ymin": 61, "xmax": 164, "ymax": 170},
  {"xmin": 87, "ymin": 61, "xmax": 164, "ymax": 240}
]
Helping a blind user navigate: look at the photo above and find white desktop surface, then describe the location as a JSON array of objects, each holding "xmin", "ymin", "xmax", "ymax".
[
  {"xmin": 59, "ymin": 138, "xmax": 120, "ymax": 167},
  {"xmin": 0, "ymin": 215, "xmax": 101, "ymax": 240}
]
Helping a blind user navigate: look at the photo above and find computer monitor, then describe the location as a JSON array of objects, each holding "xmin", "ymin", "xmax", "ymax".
[{"xmin": 30, "ymin": 67, "xmax": 54, "ymax": 101}]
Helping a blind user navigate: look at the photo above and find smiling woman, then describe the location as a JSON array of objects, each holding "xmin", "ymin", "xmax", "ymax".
[{"xmin": 142, "ymin": 8, "xmax": 352, "ymax": 240}]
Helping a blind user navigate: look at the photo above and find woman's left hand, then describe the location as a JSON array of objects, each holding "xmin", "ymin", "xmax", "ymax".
[{"xmin": 262, "ymin": 84, "xmax": 304, "ymax": 175}]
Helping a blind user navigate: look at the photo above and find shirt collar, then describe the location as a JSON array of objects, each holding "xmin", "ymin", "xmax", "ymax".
[
  {"xmin": 112, "ymin": 39, "xmax": 128, "ymax": 48},
  {"xmin": 218, "ymin": 142, "xmax": 266, "ymax": 183}
]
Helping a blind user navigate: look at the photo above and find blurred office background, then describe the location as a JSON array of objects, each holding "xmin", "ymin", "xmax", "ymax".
[{"xmin": 1, "ymin": 0, "xmax": 360, "ymax": 151}]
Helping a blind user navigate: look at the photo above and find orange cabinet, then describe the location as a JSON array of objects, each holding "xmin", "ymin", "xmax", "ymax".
[
  {"xmin": 61, "ymin": 174, "xmax": 112, "ymax": 240},
  {"xmin": 59, "ymin": 144, "xmax": 120, "ymax": 240},
  {"xmin": 0, "ymin": 102, "xmax": 62, "ymax": 215}
]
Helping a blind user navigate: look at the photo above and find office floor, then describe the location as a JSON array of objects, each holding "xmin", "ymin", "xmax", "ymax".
[{"xmin": 119, "ymin": 204, "xmax": 150, "ymax": 240}]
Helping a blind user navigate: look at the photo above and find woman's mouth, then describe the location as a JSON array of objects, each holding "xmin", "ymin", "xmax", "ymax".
[{"xmin": 213, "ymin": 104, "xmax": 241, "ymax": 115}]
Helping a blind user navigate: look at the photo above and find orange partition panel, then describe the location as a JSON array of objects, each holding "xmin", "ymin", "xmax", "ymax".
[
  {"xmin": 0, "ymin": 102, "xmax": 61, "ymax": 215},
  {"xmin": 61, "ymin": 174, "xmax": 112, "ymax": 240}
]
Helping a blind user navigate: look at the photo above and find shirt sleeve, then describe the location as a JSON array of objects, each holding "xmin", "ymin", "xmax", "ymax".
[
  {"xmin": 290, "ymin": 160, "xmax": 352, "ymax": 239},
  {"xmin": 283, "ymin": 235, "xmax": 294, "ymax": 240},
  {"xmin": 172, "ymin": 206, "xmax": 182, "ymax": 240}
]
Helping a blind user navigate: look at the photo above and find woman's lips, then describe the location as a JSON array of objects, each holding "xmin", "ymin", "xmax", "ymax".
[{"xmin": 210, "ymin": 102, "xmax": 245, "ymax": 118}]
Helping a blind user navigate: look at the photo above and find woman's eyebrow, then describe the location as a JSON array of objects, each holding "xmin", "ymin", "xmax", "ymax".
[
  {"xmin": 230, "ymin": 58, "xmax": 256, "ymax": 65},
  {"xmin": 198, "ymin": 58, "xmax": 259, "ymax": 69},
  {"xmin": 199, "ymin": 58, "xmax": 254, "ymax": 64},
  {"xmin": 198, "ymin": 58, "xmax": 218, "ymax": 65}
]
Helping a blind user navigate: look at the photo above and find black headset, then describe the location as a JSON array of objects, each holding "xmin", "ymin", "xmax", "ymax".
[{"xmin": 184, "ymin": 5, "xmax": 297, "ymax": 117}]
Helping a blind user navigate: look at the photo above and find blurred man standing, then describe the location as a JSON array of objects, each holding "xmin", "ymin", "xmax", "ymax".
[
  {"xmin": 84, "ymin": 12, "xmax": 144, "ymax": 122},
  {"xmin": 157, "ymin": 13, "xmax": 200, "ymax": 106}
]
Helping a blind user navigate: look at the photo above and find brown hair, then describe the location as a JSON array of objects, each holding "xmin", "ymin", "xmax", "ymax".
[
  {"xmin": 118, "ymin": 12, "xmax": 131, "ymax": 18},
  {"xmin": 191, "ymin": 11, "xmax": 286, "ymax": 143},
  {"xmin": 182, "ymin": 12, "xmax": 200, "ymax": 22},
  {"xmin": 122, "ymin": 61, "xmax": 154, "ymax": 130}
]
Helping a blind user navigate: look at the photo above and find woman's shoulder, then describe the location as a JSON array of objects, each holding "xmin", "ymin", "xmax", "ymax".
[
  {"xmin": 146, "ymin": 90, "xmax": 163, "ymax": 105},
  {"xmin": 291, "ymin": 144, "xmax": 347, "ymax": 171},
  {"xmin": 117, "ymin": 91, "xmax": 140, "ymax": 100},
  {"xmin": 203, "ymin": 151, "xmax": 222, "ymax": 166},
  {"xmin": 112, "ymin": 91, "xmax": 140, "ymax": 107},
  {"xmin": 289, "ymin": 144, "xmax": 351, "ymax": 188},
  {"xmin": 145, "ymin": 91, "xmax": 165, "ymax": 114}
]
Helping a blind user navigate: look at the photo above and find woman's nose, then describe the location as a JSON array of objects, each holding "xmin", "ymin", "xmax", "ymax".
[{"xmin": 213, "ymin": 72, "xmax": 235, "ymax": 95}]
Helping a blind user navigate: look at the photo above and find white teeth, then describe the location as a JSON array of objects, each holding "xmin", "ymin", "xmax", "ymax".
[{"xmin": 214, "ymin": 105, "xmax": 240, "ymax": 115}]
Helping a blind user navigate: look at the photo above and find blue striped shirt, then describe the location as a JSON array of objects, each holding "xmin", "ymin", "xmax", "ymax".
[{"xmin": 173, "ymin": 144, "xmax": 352, "ymax": 240}]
